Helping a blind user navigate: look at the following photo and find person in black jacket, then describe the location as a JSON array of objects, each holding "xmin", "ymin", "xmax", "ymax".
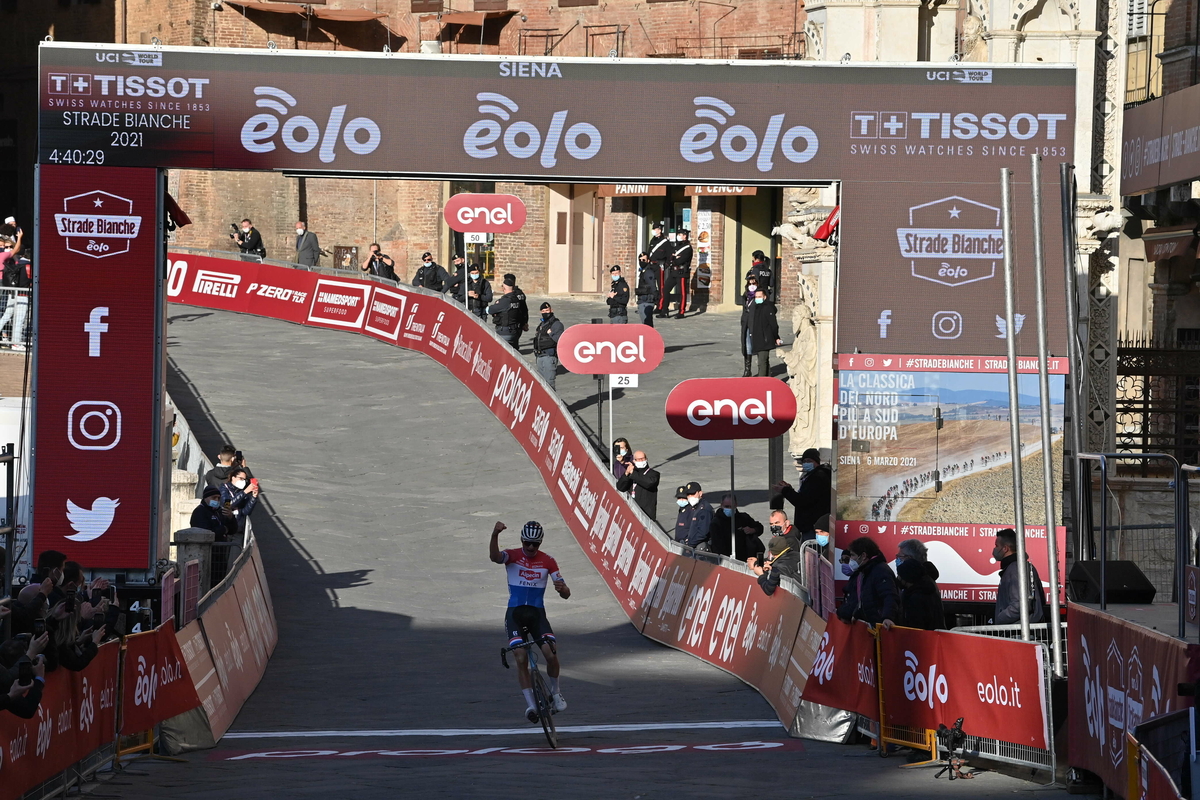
[
  {"xmin": 708, "ymin": 494, "xmax": 765, "ymax": 561},
  {"xmin": 533, "ymin": 302, "xmax": 565, "ymax": 389},
  {"xmin": 412, "ymin": 252, "xmax": 450, "ymax": 292},
  {"xmin": 750, "ymin": 534, "xmax": 803, "ymax": 596},
  {"xmin": 295, "ymin": 221, "xmax": 320, "ymax": 266},
  {"xmin": 837, "ymin": 536, "xmax": 900, "ymax": 625},
  {"xmin": 674, "ymin": 481, "xmax": 713, "ymax": 549},
  {"xmin": 191, "ymin": 486, "xmax": 238, "ymax": 541},
  {"xmin": 665, "ymin": 230, "xmax": 693, "ymax": 319},
  {"xmin": 607, "ymin": 265, "xmax": 630, "ymax": 324},
  {"xmin": 233, "ymin": 219, "xmax": 266, "ymax": 260},
  {"xmin": 888, "ymin": 559, "xmax": 945, "ymax": 631},
  {"xmin": 746, "ymin": 250, "xmax": 772, "ymax": 295},
  {"xmin": 363, "ymin": 243, "xmax": 396, "ymax": 280},
  {"xmin": 616, "ymin": 450, "xmax": 660, "ymax": 521},
  {"xmin": 463, "ymin": 263, "xmax": 494, "ymax": 318},
  {"xmin": 992, "ymin": 528, "xmax": 1046, "ymax": 625},
  {"xmin": 488, "ymin": 274, "xmax": 528, "ymax": 349},
  {"xmin": 635, "ymin": 252, "xmax": 660, "ymax": 326},
  {"xmin": 646, "ymin": 223, "xmax": 672, "ymax": 318},
  {"xmin": 772, "ymin": 448, "xmax": 832, "ymax": 536},
  {"xmin": 740, "ymin": 288, "xmax": 781, "ymax": 377},
  {"xmin": 0, "ymin": 638, "xmax": 45, "ymax": 719}
]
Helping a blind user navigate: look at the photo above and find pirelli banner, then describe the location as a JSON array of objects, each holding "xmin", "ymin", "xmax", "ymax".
[
  {"xmin": 168, "ymin": 253, "xmax": 826, "ymax": 727},
  {"xmin": 40, "ymin": 43, "xmax": 1073, "ymax": 361}
]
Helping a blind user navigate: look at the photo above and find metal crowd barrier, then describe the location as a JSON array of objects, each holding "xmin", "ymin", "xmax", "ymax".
[{"xmin": 0, "ymin": 286, "xmax": 32, "ymax": 351}]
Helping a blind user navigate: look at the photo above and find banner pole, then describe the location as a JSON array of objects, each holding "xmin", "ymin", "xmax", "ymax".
[
  {"xmin": 1030, "ymin": 155, "xmax": 1064, "ymax": 676},
  {"xmin": 1001, "ymin": 167, "xmax": 1033, "ymax": 642},
  {"xmin": 608, "ymin": 375, "xmax": 614, "ymax": 473}
]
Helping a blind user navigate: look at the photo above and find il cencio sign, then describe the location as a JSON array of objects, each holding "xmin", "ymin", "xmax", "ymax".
[
  {"xmin": 558, "ymin": 324, "xmax": 664, "ymax": 375},
  {"xmin": 666, "ymin": 377, "xmax": 797, "ymax": 440},
  {"xmin": 443, "ymin": 193, "xmax": 526, "ymax": 233}
]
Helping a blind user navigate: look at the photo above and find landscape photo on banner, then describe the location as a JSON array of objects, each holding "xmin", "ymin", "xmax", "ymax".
[
  {"xmin": 835, "ymin": 354, "xmax": 1067, "ymax": 602},
  {"xmin": 168, "ymin": 254, "xmax": 822, "ymax": 727}
]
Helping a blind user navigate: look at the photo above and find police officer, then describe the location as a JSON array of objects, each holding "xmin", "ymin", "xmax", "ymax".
[
  {"xmin": 442, "ymin": 253, "xmax": 469, "ymax": 298},
  {"xmin": 666, "ymin": 229, "xmax": 693, "ymax": 319},
  {"xmin": 413, "ymin": 251, "xmax": 449, "ymax": 292},
  {"xmin": 674, "ymin": 481, "xmax": 713, "ymax": 549},
  {"xmin": 464, "ymin": 262, "xmax": 493, "ymax": 319},
  {"xmin": 635, "ymin": 252, "xmax": 660, "ymax": 327},
  {"xmin": 646, "ymin": 222, "xmax": 672, "ymax": 318},
  {"xmin": 672, "ymin": 485, "xmax": 690, "ymax": 543},
  {"xmin": 747, "ymin": 250, "xmax": 773, "ymax": 298},
  {"xmin": 607, "ymin": 264, "xmax": 630, "ymax": 324},
  {"xmin": 488, "ymin": 273, "xmax": 528, "ymax": 349},
  {"xmin": 533, "ymin": 302, "xmax": 565, "ymax": 390}
]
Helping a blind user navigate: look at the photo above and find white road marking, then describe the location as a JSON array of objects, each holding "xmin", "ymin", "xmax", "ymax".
[{"xmin": 224, "ymin": 720, "xmax": 784, "ymax": 739}]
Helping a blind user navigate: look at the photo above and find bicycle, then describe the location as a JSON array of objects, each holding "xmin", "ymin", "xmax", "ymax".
[{"xmin": 501, "ymin": 637, "xmax": 558, "ymax": 749}]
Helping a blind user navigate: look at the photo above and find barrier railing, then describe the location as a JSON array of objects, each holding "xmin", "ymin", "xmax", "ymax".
[{"xmin": 0, "ymin": 286, "xmax": 31, "ymax": 351}]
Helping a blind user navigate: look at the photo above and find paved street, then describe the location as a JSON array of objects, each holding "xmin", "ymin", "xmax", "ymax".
[{"xmin": 101, "ymin": 300, "xmax": 1085, "ymax": 798}]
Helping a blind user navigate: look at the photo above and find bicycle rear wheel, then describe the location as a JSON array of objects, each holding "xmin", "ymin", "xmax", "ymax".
[{"xmin": 531, "ymin": 669, "xmax": 557, "ymax": 749}]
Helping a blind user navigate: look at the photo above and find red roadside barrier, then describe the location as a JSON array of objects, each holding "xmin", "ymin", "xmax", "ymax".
[{"xmin": 121, "ymin": 620, "xmax": 202, "ymax": 735}]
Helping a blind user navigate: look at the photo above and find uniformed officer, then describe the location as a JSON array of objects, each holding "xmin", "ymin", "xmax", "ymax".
[
  {"xmin": 646, "ymin": 222, "xmax": 672, "ymax": 318},
  {"xmin": 674, "ymin": 481, "xmax": 713, "ymax": 549},
  {"xmin": 461, "ymin": 262, "xmax": 493, "ymax": 318},
  {"xmin": 746, "ymin": 250, "xmax": 773, "ymax": 297},
  {"xmin": 487, "ymin": 273, "xmax": 528, "ymax": 349},
  {"xmin": 533, "ymin": 302, "xmax": 565, "ymax": 390},
  {"xmin": 413, "ymin": 251, "xmax": 450, "ymax": 292},
  {"xmin": 606, "ymin": 264, "xmax": 630, "ymax": 324},
  {"xmin": 666, "ymin": 229, "xmax": 693, "ymax": 319},
  {"xmin": 635, "ymin": 252, "xmax": 660, "ymax": 327},
  {"xmin": 672, "ymin": 485, "xmax": 690, "ymax": 543}
]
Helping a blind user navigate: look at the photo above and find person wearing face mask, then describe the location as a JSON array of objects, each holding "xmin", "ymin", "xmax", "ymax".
[
  {"xmin": 456, "ymin": 261, "xmax": 493, "ymax": 318},
  {"xmin": 665, "ymin": 230, "xmax": 693, "ymax": 319},
  {"xmin": 606, "ymin": 265, "xmax": 630, "ymax": 324},
  {"xmin": 991, "ymin": 528, "xmax": 1045, "ymax": 625},
  {"xmin": 190, "ymin": 486, "xmax": 238, "ymax": 541},
  {"xmin": 746, "ymin": 250, "xmax": 773, "ymax": 295},
  {"xmin": 836, "ymin": 536, "xmax": 899, "ymax": 627},
  {"xmin": 233, "ymin": 218, "xmax": 266, "ymax": 261},
  {"xmin": 220, "ymin": 467, "xmax": 261, "ymax": 537},
  {"xmin": 533, "ymin": 302, "xmax": 564, "ymax": 389},
  {"xmin": 772, "ymin": 448, "xmax": 832, "ymax": 537},
  {"xmin": 810, "ymin": 514, "xmax": 834, "ymax": 559},
  {"xmin": 646, "ymin": 223, "xmax": 672, "ymax": 319},
  {"xmin": 294, "ymin": 221, "xmax": 320, "ymax": 267},
  {"xmin": 412, "ymin": 251, "xmax": 449, "ymax": 292},
  {"xmin": 749, "ymin": 534, "xmax": 804, "ymax": 595},
  {"xmin": 615, "ymin": 450, "xmax": 660, "ymax": 520},
  {"xmin": 886, "ymin": 559, "xmax": 945, "ymax": 631},
  {"xmin": 894, "ymin": 538, "xmax": 939, "ymax": 581},
  {"xmin": 611, "ymin": 437, "xmax": 634, "ymax": 479},
  {"xmin": 740, "ymin": 288, "xmax": 782, "ymax": 377},
  {"xmin": 635, "ymin": 252, "xmax": 661, "ymax": 327},
  {"xmin": 488, "ymin": 274, "xmax": 528, "ymax": 349},
  {"xmin": 707, "ymin": 493, "xmax": 764, "ymax": 560},
  {"xmin": 674, "ymin": 481, "xmax": 713, "ymax": 550}
]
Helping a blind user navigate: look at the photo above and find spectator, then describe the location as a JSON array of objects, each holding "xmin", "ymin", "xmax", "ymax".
[
  {"xmin": 532, "ymin": 302, "xmax": 563, "ymax": 389},
  {"xmin": 895, "ymin": 538, "xmax": 940, "ymax": 581},
  {"xmin": 204, "ymin": 445, "xmax": 239, "ymax": 489},
  {"xmin": 741, "ymin": 288, "xmax": 781, "ymax": 377},
  {"xmin": 8, "ymin": 583, "xmax": 51, "ymax": 636},
  {"xmin": 233, "ymin": 218, "xmax": 266, "ymax": 260},
  {"xmin": 191, "ymin": 486, "xmax": 237, "ymax": 541},
  {"xmin": 462, "ymin": 263, "xmax": 494, "ymax": 319},
  {"xmin": 772, "ymin": 448, "xmax": 832, "ymax": 536},
  {"xmin": 612, "ymin": 438, "xmax": 633, "ymax": 480},
  {"xmin": 0, "ymin": 216, "xmax": 23, "ymax": 252},
  {"xmin": 708, "ymin": 494, "xmax": 765, "ymax": 561},
  {"xmin": 616, "ymin": 450, "xmax": 660, "ymax": 521},
  {"xmin": 810, "ymin": 514, "xmax": 835, "ymax": 560},
  {"xmin": 295, "ymin": 221, "xmax": 320, "ymax": 266},
  {"xmin": 836, "ymin": 536, "xmax": 900, "ymax": 626},
  {"xmin": 888, "ymin": 559, "xmax": 945, "ymax": 631},
  {"xmin": 43, "ymin": 600, "xmax": 103, "ymax": 674},
  {"xmin": 992, "ymin": 528, "xmax": 1046, "ymax": 624},
  {"xmin": 749, "ymin": 534, "xmax": 803, "ymax": 596},
  {"xmin": 0, "ymin": 238, "xmax": 28, "ymax": 352},
  {"xmin": 635, "ymin": 252, "xmax": 660, "ymax": 327},
  {"xmin": 443, "ymin": 254, "xmax": 469, "ymax": 298},
  {"xmin": 607, "ymin": 265, "xmax": 630, "ymax": 324},
  {"xmin": 487, "ymin": 274, "xmax": 528, "ymax": 349},
  {"xmin": 363, "ymin": 243, "xmax": 396, "ymax": 280},
  {"xmin": 674, "ymin": 481, "xmax": 712, "ymax": 549},
  {"xmin": 0, "ymin": 637, "xmax": 45, "ymax": 719},
  {"xmin": 220, "ymin": 467, "xmax": 260, "ymax": 537},
  {"xmin": 665, "ymin": 229, "xmax": 693, "ymax": 319},
  {"xmin": 412, "ymin": 251, "xmax": 449, "ymax": 292}
]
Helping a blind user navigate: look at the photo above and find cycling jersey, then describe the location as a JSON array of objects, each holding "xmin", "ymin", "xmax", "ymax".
[{"xmin": 500, "ymin": 548, "xmax": 562, "ymax": 608}]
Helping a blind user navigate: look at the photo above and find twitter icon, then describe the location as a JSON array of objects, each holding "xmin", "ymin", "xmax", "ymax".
[{"xmin": 65, "ymin": 497, "xmax": 119, "ymax": 542}]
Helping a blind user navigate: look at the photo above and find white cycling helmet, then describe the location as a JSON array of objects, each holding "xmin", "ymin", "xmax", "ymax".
[{"xmin": 520, "ymin": 521, "xmax": 544, "ymax": 543}]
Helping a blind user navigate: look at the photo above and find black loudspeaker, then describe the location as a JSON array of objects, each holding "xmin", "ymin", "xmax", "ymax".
[{"xmin": 1068, "ymin": 560, "xmax": 1157, "ymax": 604}]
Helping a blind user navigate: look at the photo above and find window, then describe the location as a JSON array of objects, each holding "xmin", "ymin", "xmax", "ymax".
[
  {"xmin": 1128, "ymin": 0, "xmax": 1148, "ymax": 37},
  {"xmin": 475, "ymin": 0, "xmax": 507, "ymax": 9},
  {"xmin": 411, "ymin": 0, "xmax": 443, "ymax": 12},
  {"xmin": 559, "ymin": 0, "xmax": 599, "ymax": 6}
]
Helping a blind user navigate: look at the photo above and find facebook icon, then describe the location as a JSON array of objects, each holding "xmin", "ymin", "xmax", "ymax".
[{"xmin": 877, "ymin": 310, "xmax": 892, "ymax": 338}]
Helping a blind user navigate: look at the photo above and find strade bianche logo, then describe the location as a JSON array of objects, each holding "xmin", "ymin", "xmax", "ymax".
[
  {"xmin": 896, "ymin": 195, "xmax": 1002, "ymax": 287},
  {"xmin": 54, "ymin": 190, "xmax": 142, "ymax": 259}
]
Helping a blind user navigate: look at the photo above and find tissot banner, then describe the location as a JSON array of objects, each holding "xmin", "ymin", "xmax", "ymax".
[{"xmin": 34, "ymin": 165, "xmax": 160, "ymax": 568}]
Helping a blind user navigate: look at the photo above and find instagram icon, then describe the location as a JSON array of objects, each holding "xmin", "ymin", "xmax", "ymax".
[
  {"xmin": 68, "ymin": 401, "xmax": 122, "ymax": 451},
  {"xmin": 931, "ymin": 311, "xmax": 963, "ymax": 340}
]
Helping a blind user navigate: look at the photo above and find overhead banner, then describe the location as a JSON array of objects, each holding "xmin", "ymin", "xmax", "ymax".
[
  {"xmin": 33, "ymin": 164, "xmax": 161, "ymax": 568},
  {"xmin": 168, "ymin": 253, "xmax": 824, "ymax": 727}
]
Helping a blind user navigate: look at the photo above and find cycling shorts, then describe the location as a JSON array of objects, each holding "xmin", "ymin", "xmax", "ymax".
[{"xmin": 505, "ymin": 604, "xmax": 555, "ymax": 647}]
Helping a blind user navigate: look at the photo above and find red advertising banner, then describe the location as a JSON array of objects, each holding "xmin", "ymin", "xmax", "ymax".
[
  {"xmin": 1067, "ymin": 602, "xmax": 1193, "ymax": 796},
  {"xmin": 168, "ymin": 255, "xmax": 823, "ymax": 728},
  {"xmin": 800, "ymin": 619, "xmax": 880, "ymax": 720},
  {"xmin": 1136, "ymin": 744, "xmax": 1187, "ymax": 800},
  {"xmin": 34, "ymin": 165, "xmax": 160, "ymax": 568},
  {"xmin": 665, "ymin": 378, "xmax": 798, "ymax": 440},
  {"xmin": 0, "ymin": 641, "xmax": 119, "ymax": 800},
  {"xmin": 877, "ymin": 626, "xmax": 1048, "ymax": 748},
  {"xmin": 557, "ymin": 324, "xmax": 665, "ymax": 375},
  {"xmin": 176, "ymin": 618, "xmax": 234, "ymax": 739},
  {"xmin": 120, "ymin": 620, "xmax": 202, "ymax": 735}
]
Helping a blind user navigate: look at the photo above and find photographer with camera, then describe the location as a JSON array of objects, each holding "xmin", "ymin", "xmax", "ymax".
[
  {"xmin": 362, "ymin": 243, "xmax": 397, "ymax": 281},
  {"xmin": 231, "ymin": 219, "xmax": 266, "ymax": 261}
]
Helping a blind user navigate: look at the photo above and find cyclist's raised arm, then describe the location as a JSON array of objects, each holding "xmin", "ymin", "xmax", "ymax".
[
  {"xmin": 489, "ymin": 521, "xmax": 507, "ymax": 563},
  {"xmin": 554, "ymin": 579, "xmax": 571, "ymax": 599}
]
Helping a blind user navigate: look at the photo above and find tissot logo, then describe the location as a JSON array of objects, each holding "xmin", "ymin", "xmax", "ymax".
[
  {"xmin": 54, "ymin": 190, "xmax": 142, "ymax": 259},
  {"xmin": 851, "ymin": 111, "xmax": 1066, "ymax": 141},
  {"xmin": 47, "ymin": 73, "xmax": 208, "ymax": 98},
  {"xmin": 241, "ymin": 86, "xmax": 381, "ymax": 164}
]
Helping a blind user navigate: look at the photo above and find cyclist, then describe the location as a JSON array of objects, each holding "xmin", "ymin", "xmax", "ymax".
[{"xmin": 489, "ymin": 520, "xmax": 571, "ymax": 723}]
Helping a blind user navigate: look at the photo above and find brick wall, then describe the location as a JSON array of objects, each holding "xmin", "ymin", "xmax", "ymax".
[
  {"xmin": 1161, "ymin": 0, "xmax": 1199, "ymax": 95},
  {"xmin": 603, "ymin": 198, "xmax": 638, "ymax": 271},
  {"xmin": 492, "ymin": 182, "xmax": 548, "ymax": 293}
]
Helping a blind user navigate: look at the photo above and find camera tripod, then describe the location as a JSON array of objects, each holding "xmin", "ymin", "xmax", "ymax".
[{"xmin": 935, "ymin": 718, "xmax": 974, "ymax": 780}]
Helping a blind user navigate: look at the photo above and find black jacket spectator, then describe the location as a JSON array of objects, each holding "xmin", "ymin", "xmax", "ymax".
[
  {"xmin": 897, "ymin": 559, "xmax": 944, "ymax": 630},
  {"xmin": 364, "ymin": 250, "xmax": 397, "ymax": 281},
  {"xmin": 616, "ymin": 464, "xmax": 660, "ymax": 520},
  {"xmin": 708, "ymin": 508, "xmax": 765, "ymax": 560},
  {"xmin": 296, "ymin": 228, "xmax": 320, "ymax": 266},
  {"xmin": 756, "ymin": 533, "xmax": 802, "ymax": 596},
  {"xmin": 837, "ymin": 553, "xmax": 900, "ymax": 624},
  {"xmin": 741, "ymin": 297, "xmax": 781, "ymax": 354},
  {"xmin": 0, "ymin": 669, "xmax": 43, "ymax": 718},
  {"xmin": 994, "ymin": 554, "xmax": 1045, "ymax": 624},
  {"xmin": 776, "ymin": 465, "xmax": 832, "ymax": 534},
  {"xmin": 191, "ymin": 489, "xmax": 238, "ymax": 541},
  {"xmin": 235, "ymin": 226, "xmax": 266, "ymax": 258}
]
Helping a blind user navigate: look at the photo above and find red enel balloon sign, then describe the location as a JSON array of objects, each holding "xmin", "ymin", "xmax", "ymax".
[
  {"xmin": 558, "ymin": 324, "xmax": 665, "ymax": 375},
  {"xmin": 665, "ymin": 378, "xmax": 797, "ymax": 440},
  {"xmin": 443, "ymin": 193, "xmax": 527, "ymax": 233}
]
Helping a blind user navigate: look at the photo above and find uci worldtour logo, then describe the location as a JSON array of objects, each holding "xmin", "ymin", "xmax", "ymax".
[{"xmin": 241, "ymin": 87, "xmax": 381, "ymax": 164}]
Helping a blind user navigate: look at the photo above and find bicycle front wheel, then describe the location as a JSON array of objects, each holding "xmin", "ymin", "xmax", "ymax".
[{"xmin": 531, "ymin": 670, "xmax": 558, "ymax": 749}]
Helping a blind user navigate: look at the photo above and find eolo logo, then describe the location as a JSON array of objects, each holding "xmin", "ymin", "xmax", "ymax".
[
  {"xmin": 902, "ymin": 650, "xmax": 949, "ymax": 708},
  {"xmin": 811, "ymin": 632, "xmax": 836, "ymax": 684}
]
